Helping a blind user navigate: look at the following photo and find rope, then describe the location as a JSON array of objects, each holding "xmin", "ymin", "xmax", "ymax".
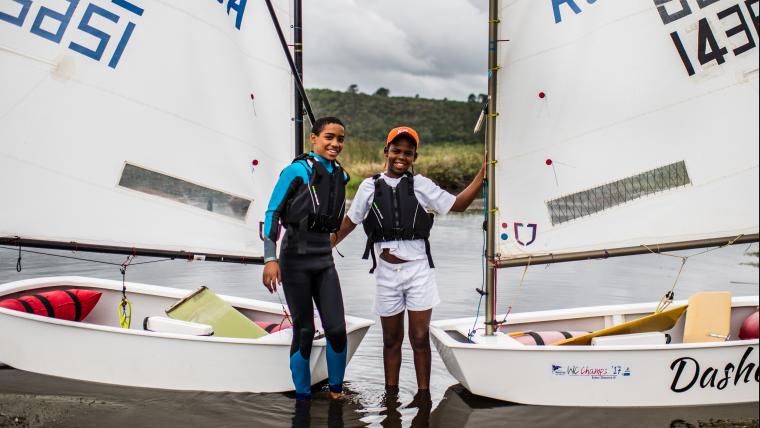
[
  {"xmin": 643, "ymin": 234, "xmax": 744, "ymax": 313},
  {"xmin": 496, "ymin": 256, "xmax": 531, "ymax": 327},
  {"xmin": 16, "ymin": 240, "xmax": 22, "ymax": 273},
  {"xmin": 0, "ymin": 246, "xmax": 173, "ymax": 267},
  {"xmin": 468, "ymin": 178, "xmax": 489, "ymax": 339},
  {"xmin": 117, "ymin": 250, "xmax": 136, "ymax": 329},
  {"xmin": 276, "ymin": 288, "xmax": 292, "ymax": 325}
]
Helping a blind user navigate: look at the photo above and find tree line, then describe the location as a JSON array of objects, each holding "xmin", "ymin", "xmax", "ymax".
[{"xmin": 306, "ymin": 88, "xmax": 486, "ymax": 145}]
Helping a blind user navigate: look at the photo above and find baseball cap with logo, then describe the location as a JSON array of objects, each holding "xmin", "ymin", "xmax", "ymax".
[{"xmin": 386, "ymin": 126, "xmax": 420, "ymax": 146}]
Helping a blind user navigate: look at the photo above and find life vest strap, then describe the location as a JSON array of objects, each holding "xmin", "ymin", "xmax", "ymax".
[
  {"xmin": 365, "ymin": 242, "xmax": 378, "ymax": 274},
  {"xmin": 424, "ymin": 238, "xmax": 435, "ymax": 269}
]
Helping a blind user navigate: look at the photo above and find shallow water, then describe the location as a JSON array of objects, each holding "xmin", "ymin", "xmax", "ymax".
[{"xmin": 1, "ymin": 213, "xmax": 758, "ymax": 427}]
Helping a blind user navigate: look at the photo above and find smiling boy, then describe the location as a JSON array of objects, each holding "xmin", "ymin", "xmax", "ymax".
[
  {"xmin": 262, "ymin": 117, "xmax": 349, "ymax": 400},
  {"xmin": 332, "ymin": 126, "xmax": 484, "ymax": 395}
]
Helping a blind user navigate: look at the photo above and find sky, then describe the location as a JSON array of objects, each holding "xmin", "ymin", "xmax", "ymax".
[{"xmin": 301, "ymin": 0, "xmax": 489, "ymax": 101}]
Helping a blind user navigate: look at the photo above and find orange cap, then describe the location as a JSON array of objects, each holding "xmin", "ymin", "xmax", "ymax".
[{"xmin": 386, "ymin": 126, "xmax": 420, "ymax": 146}]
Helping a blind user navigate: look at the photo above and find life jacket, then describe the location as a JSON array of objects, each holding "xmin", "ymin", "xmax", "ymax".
[
  {"xmin": 279, "ymin": 153, "xmax": 348, "ymax": 254},
  {"xmin": 362, "ymin": 173, "xmax": 434, "ymax": 273}
]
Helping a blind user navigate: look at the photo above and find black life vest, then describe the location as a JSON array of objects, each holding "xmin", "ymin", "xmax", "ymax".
[
  {"xmin": 279, "ymin": 154, "xmax": 348, "ymax": 254},
  {"xmin": 362, "ymin": 173, "xmax": 434, "ymax": 272}
]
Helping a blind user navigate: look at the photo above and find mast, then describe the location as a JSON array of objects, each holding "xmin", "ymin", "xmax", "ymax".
[
  {"xmin": 264, "ymin": 0, "xmax": 315, "ymax": 127},
  {"xmin": 293, "ymin": 0, "xmax": 304, "ymax": 155},
  {"xmin": 484, "ymin": 0, "xmax": 499, "ymax": 336}
]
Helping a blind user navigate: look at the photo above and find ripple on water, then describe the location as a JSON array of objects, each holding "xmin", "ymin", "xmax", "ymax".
[{"xmin": 1, "ymin": 214, "xmax": 758, "ymax": 426}]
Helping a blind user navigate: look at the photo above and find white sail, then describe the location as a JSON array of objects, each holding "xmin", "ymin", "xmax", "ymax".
[
  {"xmin": 495, "ymin": 0, "xmax": 759, "ymax": 260},
  {"xmin": 0, "ymin": 0, "xmax": 294, "ymax": 258}
]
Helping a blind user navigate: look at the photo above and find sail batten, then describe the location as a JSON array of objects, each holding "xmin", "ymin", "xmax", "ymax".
[{"xmin": 495, "ymin": 0, "xmax": 759, "ymax": 260}]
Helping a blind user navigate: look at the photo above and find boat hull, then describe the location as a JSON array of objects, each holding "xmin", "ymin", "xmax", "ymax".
[
  {"xmin": 430, "ymin": 297, "xmax": 759, "ymax": 407},
  {"xmin": 0, "ymin": 277, "xmax": 373, "ymax": 393}
]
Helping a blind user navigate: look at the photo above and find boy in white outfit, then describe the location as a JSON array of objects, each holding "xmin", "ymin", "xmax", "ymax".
[{"xmin": 332, "ymin": 126, "xmax": 484, "ymax": 397}]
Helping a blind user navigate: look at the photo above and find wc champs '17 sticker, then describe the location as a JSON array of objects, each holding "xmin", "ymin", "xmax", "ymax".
[{"xmin": 552, "ymin": 364, "xmax": 631, "ymax": 380}]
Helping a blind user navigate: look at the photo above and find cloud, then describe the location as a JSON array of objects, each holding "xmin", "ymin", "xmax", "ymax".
[{"xmin": 302, "ymin": 0, "xmax": 487, "ymax": 100}]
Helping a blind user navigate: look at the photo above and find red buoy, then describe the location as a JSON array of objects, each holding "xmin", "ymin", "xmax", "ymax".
[{"xmin": 739, "ymin": 311, "xmax": 759, "ymax": 340}]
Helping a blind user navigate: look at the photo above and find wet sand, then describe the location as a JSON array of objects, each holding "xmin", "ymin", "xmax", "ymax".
[{"xmin": 0, "ymin": 368, "xmax": 364, "ymax": 428}]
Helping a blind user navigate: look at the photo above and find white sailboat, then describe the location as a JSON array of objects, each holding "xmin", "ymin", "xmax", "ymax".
[
  {"xmin": 431, "ymin": 0, "xmax": 759, "ymax": 406},
  {"xmin": 0, "ymin": 0, "xmax": 372, "ymax": 392}
]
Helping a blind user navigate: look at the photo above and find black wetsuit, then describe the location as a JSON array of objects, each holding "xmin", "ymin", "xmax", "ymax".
[{"xmin": 263, "ymin": 153, "xmax": 348, "ymax": 399}]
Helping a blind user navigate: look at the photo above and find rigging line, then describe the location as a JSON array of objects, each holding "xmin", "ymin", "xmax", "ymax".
[
  {"xmin": 498, "ymin": 256, "xmax": 531, "ymax": 326},
  {"xmin": 643, "ymin": 234, "xmax": 745, "ymax": 313},
  {"xmin": 117, "ymin": 250, "xmax": 137, "ymax": 329},
  {"xmin": 656, "ymin": 257, "xmax": 686, "ymax": 313},
  {"xmin": 276, "ymin": 288, "xmax": 292, "ymax": 324},
  {"xmin": 16, "ymin": 241, "xmax": 22, "ymax": 273},
  {"xmin": 469, "ymin": 180, "xmax": 489, "ymax": 338},
  {"xmin": 0, "ymin": 246, "xmax": 174, "ymax": 267},
  {"xmin": 642, "ymin": 234, "xmax": 745, "ymax": 260}
]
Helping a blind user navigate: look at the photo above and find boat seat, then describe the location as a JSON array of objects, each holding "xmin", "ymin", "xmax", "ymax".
[
  {"xmin": 143, "ymin": 316, "xmax": 213, "ymax": 336},
  {"xmin": 682, "ymin": 291, "xmax": 731, "ymax": 343}
]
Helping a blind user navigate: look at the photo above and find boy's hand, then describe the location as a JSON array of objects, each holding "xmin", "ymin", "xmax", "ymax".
[
  {"xmin": 330, "ymin": 233, "xmax": 338, "ymax": 248},
  {"xmin": 262, "ymin": 261, "xmax": 281, "ymax": 294}
]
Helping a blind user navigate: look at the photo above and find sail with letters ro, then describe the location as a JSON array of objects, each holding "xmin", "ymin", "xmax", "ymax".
[
  {"xmin": 0, "ymin": 0, "xmax": 372, "ymax": 392},
  {"xmin": 430, "ymin": 0, "xmax": 759, "ymax": 407}
]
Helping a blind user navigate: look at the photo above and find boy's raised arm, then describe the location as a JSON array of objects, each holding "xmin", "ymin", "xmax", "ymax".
[{"xmin": 450, "ymin": 160, "xmax": 486, "ymax": 213}]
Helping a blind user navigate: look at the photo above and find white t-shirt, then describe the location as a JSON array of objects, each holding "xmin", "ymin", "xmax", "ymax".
[{"xmin": 347, "ymin": 173, "xmax": 456, "ymax": 261}]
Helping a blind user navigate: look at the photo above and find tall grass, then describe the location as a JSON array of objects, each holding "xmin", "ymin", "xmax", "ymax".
[{"xmin": 339, "ymin": 140, "xmax": 483, "ymax": 198}]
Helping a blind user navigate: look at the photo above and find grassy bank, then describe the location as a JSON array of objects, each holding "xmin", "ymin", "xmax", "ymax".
[{"xmin": 338, "ymin": 140, "xmax": 483, "ymax": 199}]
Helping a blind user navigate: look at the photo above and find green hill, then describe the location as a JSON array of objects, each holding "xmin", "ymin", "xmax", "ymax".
[
  {"xmin": 306, "ymin": 88, "xmax": 485, "ymax": 145},
  {"xmin": 304, "ymin": 88, "xmax": 486, "ymax": 198}
]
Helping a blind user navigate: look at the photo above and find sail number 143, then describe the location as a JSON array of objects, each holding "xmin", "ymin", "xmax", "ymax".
[{"xmin": 659, "ymin": 0, "xmax": 759, "ymax": 76}]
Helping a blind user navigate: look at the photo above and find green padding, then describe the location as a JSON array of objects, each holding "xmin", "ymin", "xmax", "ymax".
[{"xmin": 166, "ymin": 287, "xmax": 267, "ymax": 339}]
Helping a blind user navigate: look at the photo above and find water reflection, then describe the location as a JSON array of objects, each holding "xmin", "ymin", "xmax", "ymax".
[
  {"xmin": 374, "ymin": 389, "xmax": 432, "ymax": 428},
  {"xmin": 0, "ymin": 369, "xmax": 366, "ymax": 428},
  {"xmin": 429, "ymin": 385, "xmax": 760, "ymax": 428},
  {"xmin": 291, "ymin": 396, "xmax": 354, "ymax": 428},
  {"xmin": 1, "ymin": 214, "xmax": 758, "ymax": 427}
]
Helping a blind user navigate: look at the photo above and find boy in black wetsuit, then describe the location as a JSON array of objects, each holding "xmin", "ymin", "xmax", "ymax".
[{"xmin": 262, "ymin": 117, "xmax": 349, "ymax": 400}]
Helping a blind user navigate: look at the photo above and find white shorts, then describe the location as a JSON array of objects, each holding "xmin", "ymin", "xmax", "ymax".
[{"xmin": 373, "ymin": 258, "xmax": 440, "ymax": 317}]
